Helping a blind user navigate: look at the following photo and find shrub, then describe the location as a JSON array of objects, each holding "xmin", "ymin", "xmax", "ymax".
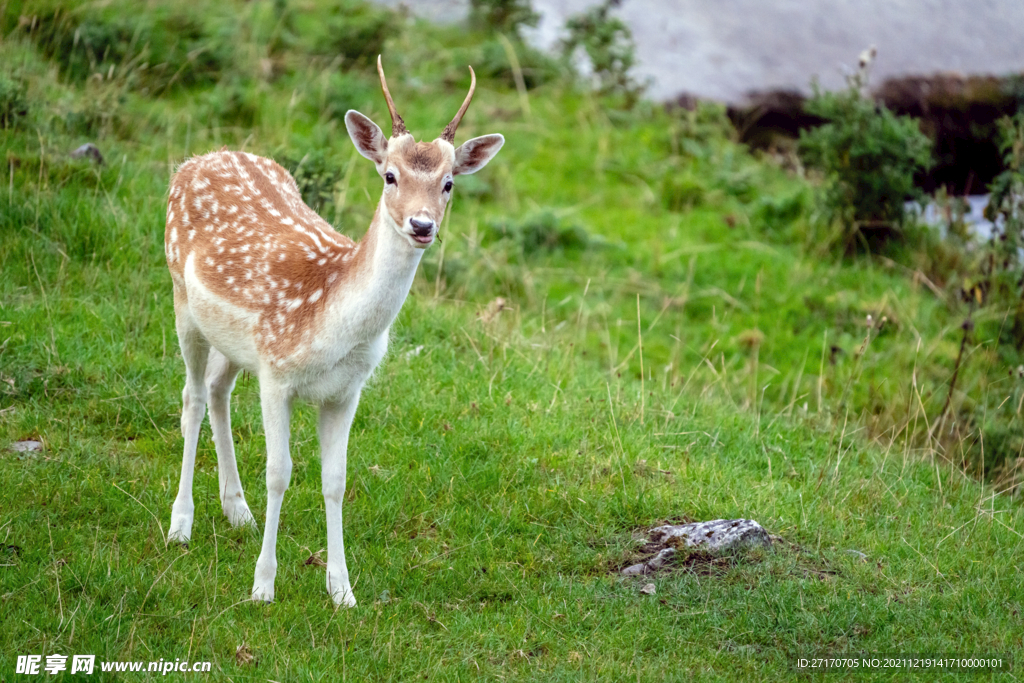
[
  {"xmin": 980, "ymin": 112, "xmax": 1024, "ymax": 349},
  {"xmin": 477, "ymin": 37, "xmax": 559, "ymax": 91},
  {"xmin": 59, "ymin": 82, "xmax": 126, "ymax": 137},
  {"xmin": 560, "ymin": 0, "xmax": 642, "ymax": 105},
  {"xmin": 322, "ymin": 70, "xmax": 382, "ymax": 122},
  {"xmin": 0, "ymin": 74, "xmax": 29, "ymax": 129},
  {"xmin": 754, "ymin": 189, "xmax": 809, "ymax": 229},
  {"xmin": 487, "ymin": 209, "xmax": 590, "ymax": 256},
  {"xmin": 924, "ymin": 113, "xmax": 1024, "ymax": 487},
  {"xmin": 279, "ymin": 149, "xmax": 345, "ymax": 214},
  {"xmin": 197, "ymin": 77, "xmax": 259, "ymax": 127},
  {"xmin": 661, "ymin": 173, "xmax": 706, "ymax": 212},
  {"xmin": 276, "ymin": 148, "xmax": 373, "ymax": 230},
  {"xmin": 315, "ymin": 0, "xmax": 401, "ymax": 67},
  {"xmin": 798, "ymin": 52, "xmax": 932, "ymax": 250},
  {"xmin": 25, "ymin": 8, "xmax": 134, "ymax": 83},
  {"xmin": 469, "ymin": 0, "xmax": 539, "ymax": 36},
  {"xmin": 22, "ymin": 5, "xmax": 228, "ymax": 90}
]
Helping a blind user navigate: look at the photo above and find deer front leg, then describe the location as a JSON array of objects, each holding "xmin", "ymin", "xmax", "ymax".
[
  {"xmin": 319, "ymin": 391, "xmax": 361, "ymax": 607},
  {"xmin": 169, "ymin": 320, "xmax": 209, "ymax": 544},
  {"xmin": 252, "ymin": 378, "xmax": 292, "ymax": 603}
]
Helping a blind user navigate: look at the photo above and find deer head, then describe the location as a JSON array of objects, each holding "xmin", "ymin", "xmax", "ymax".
[{"xmin": 343, "ymin": 56, "xmax": 505, "ymax": 249}]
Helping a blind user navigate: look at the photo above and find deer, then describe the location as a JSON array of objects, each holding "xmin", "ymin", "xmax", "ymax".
[{"xmin": 163, "ymin": 56, "xmax": 504, "ymax": 606}]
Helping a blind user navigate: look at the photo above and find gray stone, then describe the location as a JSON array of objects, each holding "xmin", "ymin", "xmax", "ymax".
[
  {"xmin": 70, "ymin": 143, "xmax": 103, "ymax": 165},
  {"xmin": 622, "ymin": 519, "xmax": 771, "ymax": 575},
  {"xmin": 650, "ymin": 519, "xmax": 772, "ymax": 552},
  {"xmin": 10, "ymin": 440, "xmax": 42, "ymax": 452},
  {"xmin": 622, "ymin": 547, "xmax": 676, "ymax": 576}
]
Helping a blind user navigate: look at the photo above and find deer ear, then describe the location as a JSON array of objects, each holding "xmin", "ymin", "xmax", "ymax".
[
  {"xmin": 345, "ymin": 110, "xmax": 387, "ymax": 165},
  {"xmin": 453, "ymin": 134, "xmax": 504, "ymax": 175}
]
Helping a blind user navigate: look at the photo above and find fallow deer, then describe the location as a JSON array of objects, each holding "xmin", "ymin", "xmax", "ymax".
[{"xmin": 164, "ymin": 57, "xmax": 504, "ymax": 606}]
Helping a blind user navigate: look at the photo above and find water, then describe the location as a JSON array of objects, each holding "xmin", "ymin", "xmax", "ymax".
[
  {"xmin": 372, "ymin": 0, "xmax": 1024, "ymax": 105},
  {"xmin": 908, "ymin": 194, "xmax": 997, "ymax": 241}
]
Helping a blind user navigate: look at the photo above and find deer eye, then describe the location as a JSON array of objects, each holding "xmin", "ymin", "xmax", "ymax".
[
  {"xmin": 444, "ymin": 180, "xmax": 453, "ymax": 192},
  {"xmin": 385, "ymin": 172, "xmax": 396, "ymax": 185}
]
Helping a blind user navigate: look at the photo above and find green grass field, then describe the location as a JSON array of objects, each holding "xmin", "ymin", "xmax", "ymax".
[{"xmin": 1, "ymin": 1, "xmax": 1022, "ymax": 680}]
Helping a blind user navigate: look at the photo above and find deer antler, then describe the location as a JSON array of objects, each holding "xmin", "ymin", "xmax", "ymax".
[
  {"xmin": 377, "ymin": 55, "xmax": 408, "ymax": 138},
  {"xmin": 440, "ymin": 66, "xmax": 476, "ymax": 144}
]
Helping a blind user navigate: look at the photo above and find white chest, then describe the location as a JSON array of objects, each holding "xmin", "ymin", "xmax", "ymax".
[{"xmin": 287, "ymin": 332, "xmax": 390, "ymax": 402}]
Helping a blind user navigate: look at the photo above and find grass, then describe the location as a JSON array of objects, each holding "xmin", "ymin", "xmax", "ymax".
[{"xmin": 1, "ymin": 0, "xmax": 1023, "ymax": 680}]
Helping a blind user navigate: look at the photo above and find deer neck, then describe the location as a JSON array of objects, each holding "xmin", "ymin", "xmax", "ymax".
[{"xmin": 323, "ymin": 199, "xmax": 424, "ymax": 344}]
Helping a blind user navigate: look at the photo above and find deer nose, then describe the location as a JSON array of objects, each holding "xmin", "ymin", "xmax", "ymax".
[{"xmin": 410, "ymin": 217, "xmax": 434, "ymax": 236}]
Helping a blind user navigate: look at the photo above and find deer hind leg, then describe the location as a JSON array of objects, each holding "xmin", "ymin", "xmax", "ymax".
[
  {"xmin": 205, "ymin": 348, "xmax": 254, "ymax": 528},
  {"xmin": 251, "ymin": 376, "xmax": 292, "ymax": 602},
  {"xmin": 319, "ymin": 390, "xmax": 361, "ymax": 607},
  {"xmin": 169, "ymin": 313, "xmax": 210, "ymax": 544}
]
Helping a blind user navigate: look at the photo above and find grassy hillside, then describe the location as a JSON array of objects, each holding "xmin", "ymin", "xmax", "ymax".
[{"xmin": 1, "ymin": 1, "xmax": 1022, "ymax": 680}]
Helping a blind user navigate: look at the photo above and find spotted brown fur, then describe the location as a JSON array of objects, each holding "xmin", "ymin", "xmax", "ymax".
[{"xmin": 165, "ymin": 151, "xmax": 372, "ymax": 363}]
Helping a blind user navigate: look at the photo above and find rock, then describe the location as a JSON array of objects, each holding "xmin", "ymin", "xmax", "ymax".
[
  {"xmin": 650, "ymin": 519, "xmax": 772, "ymax": 553},
  {"xmin": 70, "ymin": 143, "xmax": 103, "ymax": 165},
  {"xmin": 10, "ymin": 440, "xmax": 42, "ymax": 452},
  {"xmin": 622, "ymin": 547, "xmax": 676, "ymax": 576},
  {"xmin": 622, "ymin": 519, "xmax": 771, "ymax": 575},
  {"xmin": 639, "ymin": 583, "xmax": 656, "ymax": 595}
]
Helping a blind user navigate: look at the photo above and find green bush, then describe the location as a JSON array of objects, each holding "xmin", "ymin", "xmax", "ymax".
[
  {"xmin": 561, "ymin": 0, "xmax": 642, "ymax": 106},
  {"xmin": 981, "ymin": 112, "xmax": 1024, "ymax": 350},
  {"xmin": 197, "ymin": 77, "xmax": 260, "ymax": 127},
  {"xmin": 22, "ymin": 5, "xmax": 228, "ymax": 90},
  {"xmin": 916, "ymin": 114, "xmax": 1024, "ymax": 485},
  {"xmin": 487, "ymin": 208, "xmax": 591, "ymax": 256},
  {"xmin": 279, "ymin": 148, "xmax": 345, "ymax": 215},
  {"xmin": 0, "ymin": 74, "xmax": 29, "ymax": 129},
  {"xmin": 754, "ymin": 189, "xmax": 809, "ymax": 229},
  {"xmin": 322, "ymin": 70, "xmax": 383, "ymax": 122},
  {"xmin": 477, "ymin": 37, "xmax": 559, "ymax": 91},
  {"xmin": 661, "ymin": 172, "xmax": 706, "ymax": 211},
  {"xmin": 798, "ymin": 67, "xmax": 932, "ymax": 250},
  {"xmin": 314, "ymin": 0, "xmax": 401, "ymax": 67},
  {"xmin": 468, "ymin": 0, "xmax": 539, "ymax": 37},
  {"xmin": 26, "ymin": 8, "xmax": 135, "ymax": 83},
  {"xmin": 59, "ymin": 84, "xmax": 125, "ymax": 137}
]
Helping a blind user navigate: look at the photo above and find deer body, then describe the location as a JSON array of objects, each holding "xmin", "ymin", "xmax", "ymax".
[
  {"xmin": 168, "ymin": 155, "xmax": 419, "ymax": 396},
  {"xmin": 164, "ymin": 59, "xmax": 503, "ymax": 606}
]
